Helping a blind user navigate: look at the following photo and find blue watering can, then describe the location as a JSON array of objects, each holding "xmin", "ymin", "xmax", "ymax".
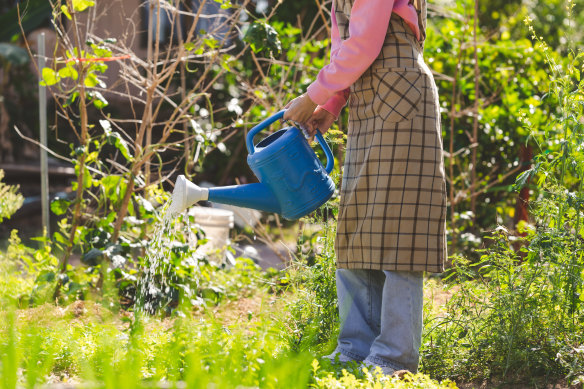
[{"xmin": 172, "ymin": 110, "xmax": 335, "ymax": 220}]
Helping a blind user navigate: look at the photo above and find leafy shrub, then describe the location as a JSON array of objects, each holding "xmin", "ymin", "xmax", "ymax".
[
  {"xmin": 422, "ymin": 229, "xmax": 583, "ymax": 383},
  {"xmin": 421, "ymin": 15, "xmax": 584, "ymax": 385}
]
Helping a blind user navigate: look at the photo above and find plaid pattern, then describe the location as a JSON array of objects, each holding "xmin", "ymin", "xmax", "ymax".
[{"xmin": 334, "ymin": 0, "xmax": 447, "ymax": 273}]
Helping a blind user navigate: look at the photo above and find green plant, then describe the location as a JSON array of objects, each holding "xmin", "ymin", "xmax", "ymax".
[
  {"xmin": 421, "ymin": 10, "xmax": 584, "ymax": 384},
  {"xmin": 312, "ymin": 360, "xmax": 458, "ymax": 388},
  {"xmin": 284, "ymin": 214, "xmax": 339, "ymax": 354},
  {"xmin": 0, "ymin": 230, "xmax": 60, "ymax": 305},
  {"xmin": 0, "ymin": 170, "xmax": 23, "ymax": 223},
  {"xmin": 422, "ymin": 227, "xmax": 583, "ymax": 384}
]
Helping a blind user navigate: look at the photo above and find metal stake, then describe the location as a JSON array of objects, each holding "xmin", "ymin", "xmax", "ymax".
[{"xmin": 38, "ymin": 32, "xmax": 50, "ymax": 237}]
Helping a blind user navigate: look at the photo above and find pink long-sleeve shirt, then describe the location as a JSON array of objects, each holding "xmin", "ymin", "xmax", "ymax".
[{"xmin": 312, "ymin": 0, "xmax": 420, "ymax": 118}]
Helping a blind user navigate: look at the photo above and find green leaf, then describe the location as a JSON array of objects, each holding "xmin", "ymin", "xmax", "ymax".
[
  {"xmin": 101, "ymin": 175, "xmax": 122, "ymax": 195},
  {"xmin": 52, "ymin": 231, "xmax": 67, "ymax": 245},
  {"xmin": 204, "ymin": 38, "xmax": 218, "ymax": 50},
  {"xmin": 0, "ymin": 0, "xmax": 52, "ymax": 42},
  {"xmin": 115, "ymin": 137, "xmax": 132, "ymax": 161},
  {"xmin": 220, "ymin": 54, "xmax": 233, "ymax": 72},
  {"xmin": 220, "ymin": 1, "xmax": 233, "ymax": 9},
  {"xmin": 64, "ymin": 91, "xmax": 79, "ymax": 107},
  {"xmin": 184, "ymin": 42, "xmax": 196, "ymax": 51},
  {"xmin": 101, "ymin": 175, "xmax": 127, "ymax": 206},
  {"xmin": 0, "ymin": 43, "xmax": 29, "ymax": 65},
  {"xmin": 36, "ymin": 271, "xmax": 56, "ymax": 283},
  {"xmin": 74, "ymin": 164, "xmax": 93, "ymax": 189},
  {"xmin": 50, "ymin": 197, "xmax": 70, "ymax": 216},
  {"xmin": 93, "ymin": 62, "xmax": 108, "ymax": 73},
  {"xmin": 90, "ymin": 44, "xmax": 112, "ymax": 58},
  {"xmin": 61, "ymin": 5, "xmax": 72, "ymax": 20},
  {"xmin": 72, "ymin": 0, "xmax": 95, "ymax": 12},
  {"xmin": 243, "ymin": 20, "xmax": 281, "ymax": 55},
  {"xmin": 41, "ymin": 67, "xmax": 59, "ymax": 86},
  {"xmin": 90, "ymin": 91, "xmax": 108, "ymax": 109},
  {"xmin": 82, "ymin": 248, "xmax": 103, "ymax": 266},
  {"xmin": 100, "ymin": 120, "xmax": 133, "ymax": 161},
  {"xmin": 58, "ymin": 66, "xmax": 78, "ymax": 80},
  {"xmin": 513, "ymin": 169, "xmax": 532, "ymax": 191},
  {"xmin": 84, "ymin": 72, "xmax": 99, "ymax": 87}
]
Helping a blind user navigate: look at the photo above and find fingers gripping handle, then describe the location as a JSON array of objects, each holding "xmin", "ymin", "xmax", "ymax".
[{"xmin": 246, "ymin": 109, "xmax": 334, "ymax": 174}]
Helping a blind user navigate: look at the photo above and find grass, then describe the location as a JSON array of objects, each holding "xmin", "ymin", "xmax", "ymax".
[{"xmin": 0, "ymin": 252, "xmax": 457, "ymax": 389}]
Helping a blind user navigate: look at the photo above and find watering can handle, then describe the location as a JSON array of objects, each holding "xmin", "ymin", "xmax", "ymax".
[
  {"xmin": 246, "ymin": 110, "xmax": 286, "ymax": 154},
  {"xmin": 315, "ymin": 131, "xmax": 334, "ymax": 175},
  {"xmin": 246, "ymin": 110, "xmax": 335, "ymax": 174}
]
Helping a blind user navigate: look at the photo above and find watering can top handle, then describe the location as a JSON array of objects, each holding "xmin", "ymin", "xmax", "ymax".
[
  {"xmin": 246, "ymin": 110, "xmax": 286, "ymax": 154},
  {"xmin": 246, "ymin": 109, "xmax": 334, "ymax": 174}
]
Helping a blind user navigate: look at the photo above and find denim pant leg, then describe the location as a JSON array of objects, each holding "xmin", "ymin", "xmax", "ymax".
[
  {"xmin": 334, "ymin": 269, "xmax": 385, "ymax": 361},
  {"xmin": 365, "ymin": 271, "xmax": 424, "ymax": 372}
]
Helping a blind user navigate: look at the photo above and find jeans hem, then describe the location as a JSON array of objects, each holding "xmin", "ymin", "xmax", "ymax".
[
  {"xmin": 363, "ymin": 355, "xmax": 407, "ymax": 372},
  {"xmin": 336, "ymin": 347, "xmax": 366, "ymax": 362}
]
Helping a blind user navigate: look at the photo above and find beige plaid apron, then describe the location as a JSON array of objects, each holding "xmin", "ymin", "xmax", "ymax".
[{"xmin": 334, "ymin": 0, "xmax": 447, "ymax": 273}]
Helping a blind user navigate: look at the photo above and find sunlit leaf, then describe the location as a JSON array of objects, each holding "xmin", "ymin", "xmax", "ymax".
[
  {"xmin": 101, "ymin": 119, "xmax": 133, "ymax": 161},
  {"xmin": 41, "ymin": 67, "xmax": 59, "ymax": 86},
  {"xmin": 101, "ymin": 175, "xmax": 124, "ymax": 203},
  {"xmin": 90, "ymin": 91, "xmax": 108, "ymax": 109},
  {"xmin": 58, "ymin": 66, "xmax": 78, "ymax": 80},
  {"xmin": 90, "ymin": 43, "xmax": 112, "ymax": 58},
  {"xmin": 50, "ymin": 197, "xmax": 70, "ymax": 216},
  {"xmin": 61, "ymin": 5, "xmax": 72, "ymax": 20},
  {"xmin": 72, "ymin": 0, "xmax": 95, "ymax": 12},
  {"xmin": 84, "ymin": 72, "xmax": 99, "ymax": 87}
]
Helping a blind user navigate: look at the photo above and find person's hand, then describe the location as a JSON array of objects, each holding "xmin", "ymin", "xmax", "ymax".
[
  {"xmin": 283, "ymin": 94, "xmax": 317, "ymax": 125},
  {"xmin": 306, "ymin": 106, "xmax": 335, "ymax": 142}
]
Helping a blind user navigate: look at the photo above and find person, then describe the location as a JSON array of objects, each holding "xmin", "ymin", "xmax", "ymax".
[{"xmin": 283, "ymin": 0, "xmax": 447, "ymax": 375}]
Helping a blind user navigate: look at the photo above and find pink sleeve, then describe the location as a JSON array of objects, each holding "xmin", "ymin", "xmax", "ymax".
[
  {"xmin": 319, "ymin": 7, "xmax": 350, "ymax": 118},
  {"xmin": 329, "ymin": 4, "xmax": 342, "ymax": 59},
  {"xmin": 320, "ymin": 89, "xmax": 350, "ymax": 118},
  {"xmin": 307, "ymin": 0, "xmax": 395, "ymax": 105}
]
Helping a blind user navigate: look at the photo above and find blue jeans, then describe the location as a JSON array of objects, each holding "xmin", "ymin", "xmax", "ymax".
[{"xmin": 334, "ymin": 269, "xmax": 423, "ymax": 372}]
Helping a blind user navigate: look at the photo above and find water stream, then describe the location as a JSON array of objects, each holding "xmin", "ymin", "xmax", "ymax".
[{"xmin": 136, "ymin": 192, "xmax": 196, "ymax": 314}]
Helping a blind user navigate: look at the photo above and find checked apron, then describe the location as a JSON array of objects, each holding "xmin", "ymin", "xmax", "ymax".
[{"xmin": 334, "ymin": 0, "xmax": 447, "ymax": 273}]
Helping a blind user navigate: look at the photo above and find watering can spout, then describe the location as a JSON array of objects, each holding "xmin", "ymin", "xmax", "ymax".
[
  {"xmin": 170, "ymin": 175, "xmax": 209, "ymax": 214},
  {"xmin": 171, "ymin": 175, "xmax": 281, "ymax": 215}
]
